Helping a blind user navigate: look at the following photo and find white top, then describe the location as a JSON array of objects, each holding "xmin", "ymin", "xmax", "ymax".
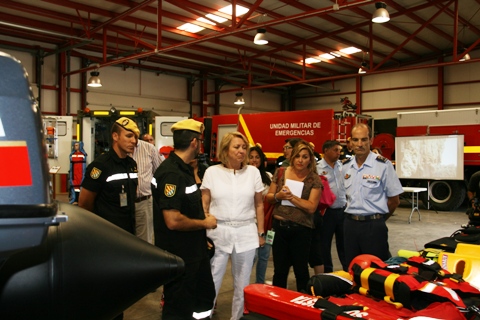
[{"xmin": 201, "ymin": 164, "xmax": 264, "ymax": 254}]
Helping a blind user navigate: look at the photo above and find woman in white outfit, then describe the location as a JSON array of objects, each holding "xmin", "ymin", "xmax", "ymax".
[{"xmin": 201, "ymin": 132, "xmax": 265, "ymax": 320}]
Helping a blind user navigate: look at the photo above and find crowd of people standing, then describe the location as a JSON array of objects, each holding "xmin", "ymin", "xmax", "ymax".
[{"xmin": 77, "ymin": 116, "xmax": 407, "ymax": 320}]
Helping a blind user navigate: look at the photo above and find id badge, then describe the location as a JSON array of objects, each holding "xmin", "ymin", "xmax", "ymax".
[
  {"xmin": 266, "ymin": 230, "xmax": 275, "ymax": 245},
  {"xmin": 119, "ymin": 192, "xmax": 128, "ymax": 207}
]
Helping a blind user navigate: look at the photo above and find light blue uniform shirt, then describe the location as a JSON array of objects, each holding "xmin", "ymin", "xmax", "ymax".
[
  {"xmin": 317, "ymin": 158, "xmax": 346, "ymax": 209},
  {"xmin": 343, "ymin": 152, "xmax": 403, "ymax": 215}
]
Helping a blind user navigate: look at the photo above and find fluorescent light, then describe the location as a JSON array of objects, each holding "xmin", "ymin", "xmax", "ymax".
[
  {"xmin": 197, "ymin": 17, "xmax": 216, "ymax": 25},
  {"xmin": 177, "ymin": 5, "xmax": 247, "ymax": 33},
  {"xmin": 303, "ymin": 58, "xmax": 321, "ymax": 64},
  {"xmin": 340, "ymin": 47, "xmax": 362, "ymax": 54},
  {"xmin": 218, "ymin": 5, "xmax": 249, "ymax": 16},
  {"xmin": 319, "ymin": 53, "xmax": 336, "ymax": 60},
  {"xmin": 177, "ymin": 23, "xmax": 204, "ymax": 33},
  {"xmin": 205, "ymin": 14, "xmax": 228, "ymax": 23}
]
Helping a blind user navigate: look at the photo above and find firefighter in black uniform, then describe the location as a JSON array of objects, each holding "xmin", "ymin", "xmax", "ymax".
[
  {"xmin": 467, "ymin": 171, "xmax": 480, "ymax": 224},
  {"xmin": 468, "ymin": 171, "xmax": 480, "ymax": 207},
  {"xmin": 152, "ymin": 118, "xmax": 217, "ymax": 320},
  {"xmin": 79, "ymin": 117, "xmax": 139, "ymax": 234}
]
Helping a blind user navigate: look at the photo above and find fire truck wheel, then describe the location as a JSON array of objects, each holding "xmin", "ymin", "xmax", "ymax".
[{"xmin": 420, "ymin": 181, "xmax": 465, "ymax": 211}]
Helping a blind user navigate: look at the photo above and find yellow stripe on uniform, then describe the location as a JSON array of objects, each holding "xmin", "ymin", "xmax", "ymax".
[{"xmin": 238, "ymin": 114, "xmax": 255, "ymax": 146}]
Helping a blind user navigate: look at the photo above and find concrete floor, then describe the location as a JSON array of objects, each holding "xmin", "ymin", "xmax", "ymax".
[{"xmin": 121, "ymin": 198, "xmax": 470, "ymax": 320}]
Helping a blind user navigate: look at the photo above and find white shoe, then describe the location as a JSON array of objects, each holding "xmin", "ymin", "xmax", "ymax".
[{"xmin": 265, "ymin": 280, "xmax": 273, "ymax": 285}]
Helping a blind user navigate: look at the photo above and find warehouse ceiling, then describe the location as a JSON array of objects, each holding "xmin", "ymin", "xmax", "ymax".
[{"xmin": 0, "ymin": 0, "xmax": 479, "ymax": 92}]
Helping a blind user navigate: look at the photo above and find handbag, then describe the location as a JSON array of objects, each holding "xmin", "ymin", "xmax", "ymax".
[
  {"xmin": 318, "ymin": 175, "xmax": 336, "ymax": 214},
  {"xmin": 263, "ymin": 167, "xmax": 285, "ymax": 231}
]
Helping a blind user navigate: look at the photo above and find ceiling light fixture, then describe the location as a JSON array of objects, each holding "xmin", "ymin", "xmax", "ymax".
[
  {"xmin": 87, "ymin": 70, "xmax": 102, "ymax": 87},
  {"xmin": 333, "ymin": 0, "xmax": 339, "ymax": 11},
  {"xmin": 234, "ymin": 92, "xmax": 245, "ymax": 105},
  {"xmin": 372, "ymin": 2, "xmax": 390, "ymax": 23},
  {"xmin": 459, "ymin": 50, "xmax": 471, "ymax": 61},
  {"xmin": 358, "ymin": 62, "xmax": 368, "ymax": 74},
  {"xmin": 254, "ymin": 28, "xmax": 268, "ymax": 45}
]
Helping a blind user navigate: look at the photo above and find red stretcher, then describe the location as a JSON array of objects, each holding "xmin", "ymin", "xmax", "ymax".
[{"xmin": 244, "ymin": 284, "xmax": 469, "ymax": 320}]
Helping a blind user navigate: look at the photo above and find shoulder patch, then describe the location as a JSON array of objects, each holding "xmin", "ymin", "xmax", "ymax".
[
  {"xmin": 164, "ymin": 184, "xmax": 176, "ymax": 197},
  {"xmin": 375, "ymin": 155, "xmax": 388, "ymax": 163},
  {"xmin": 90, "ymin": 167, "xmax": 102, "ymax": 179},
  {"xmin": 342, "ymin": 158, "xmax": 352, "ymax": 165}
]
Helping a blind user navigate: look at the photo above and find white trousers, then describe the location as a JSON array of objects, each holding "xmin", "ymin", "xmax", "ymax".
[
  {"xmin": 134, "ymin": 197, "xmax": 154, "ymax": 244},
  {"xmin": 210, "ymin": 246, "xmax": 256, "ymax": 320}
]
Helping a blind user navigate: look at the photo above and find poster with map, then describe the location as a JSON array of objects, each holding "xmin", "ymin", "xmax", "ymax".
[{"xmin": 395, "ymin": 135, "xmax": 464, "ymax": 180}]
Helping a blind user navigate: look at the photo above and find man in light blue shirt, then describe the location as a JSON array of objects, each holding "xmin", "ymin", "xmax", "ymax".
[
  {"xmin": 317, "ymin": 140, "xmax": 348, "ymax": 272},
  {"xmin": 343, "ymin": 123, "xmax": 403, "ymax": 266}
]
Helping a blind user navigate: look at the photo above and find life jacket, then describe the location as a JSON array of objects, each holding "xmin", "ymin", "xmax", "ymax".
[
  {"xmin": 317, "ymin": 293, "xmax": 468, "ymax": 320},
  {"xmin": 349, "ymin": 254, "xmax": 480, "ymax": 314}
]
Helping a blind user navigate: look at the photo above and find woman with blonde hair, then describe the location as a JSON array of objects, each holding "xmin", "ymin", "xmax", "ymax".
[
  {"xmin": 266, "ymin": 139, "xmax": 322, "ymax": 292},
  {"xmin": 201, "ymin": 132, "xmax": 265, "ymax": 320}
]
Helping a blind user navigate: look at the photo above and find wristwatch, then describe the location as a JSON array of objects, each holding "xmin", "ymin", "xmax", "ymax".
[{"xmin": 258, "ymin": 232, "xmax": 265, "ymax": 237}]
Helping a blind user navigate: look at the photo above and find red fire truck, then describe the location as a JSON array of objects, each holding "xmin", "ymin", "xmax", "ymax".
[{"xmin": 200, "ymin": 109, "xmax": 370, "ymax": 164}]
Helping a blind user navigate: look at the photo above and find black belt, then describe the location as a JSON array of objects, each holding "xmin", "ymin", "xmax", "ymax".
[
  {"xmin": 346, "ymin": 213, "xmax": 384, "ymax": 221},
  {"xmin": 135, "ymin": 195, "xmax": 151, "ymax": 203}
]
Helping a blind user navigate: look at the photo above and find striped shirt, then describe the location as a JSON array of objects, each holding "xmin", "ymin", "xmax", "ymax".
[{"xmin": 132, "ymin": 140, "xmax": 162, "ymax": 198}]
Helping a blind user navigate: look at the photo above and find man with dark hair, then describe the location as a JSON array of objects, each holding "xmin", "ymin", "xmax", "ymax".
[
  {"xmin": 152, "ymin": 118, "xmax": 217, "ymax": 320},
  {"xmin": 342, "ymin": 123, "xmax": 403, "ymax": 266},
  {"xmin": 79, "ymin": 117, "xmax": 139, "ymax": 234},
  {"xmin": 79, "ymin": 117, "xmax": 140, "ymax": 320},
  {"xmin": 317, "ymin": 140, "xmax": 348, "ymax": 272},
  {"xmin": 142, "ymin": 133, "xmax": 155, "ymax": 145},
  {"xmin": 277, "ymin": 137, "xmax": 301, "ymax": 167},
  {"xmin": 340, "ymin": 137, "xmax": 354, "ymax": 163}
]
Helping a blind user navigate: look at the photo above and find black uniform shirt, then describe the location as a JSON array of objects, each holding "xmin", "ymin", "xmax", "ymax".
[
  {"xmin": 340, "ymin": 145, "xmax": 354, "ymax": 161},
  {"xmin": 468, "ymin": 171, "xmax": 480, "ymax": 200},
  {"xmin": 152, "ymin": 152, "xmax": 207, "ymax": 264},
  {"xmin": 82, "ymin": 149, "xmax": 138, "ymax": 233}
]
